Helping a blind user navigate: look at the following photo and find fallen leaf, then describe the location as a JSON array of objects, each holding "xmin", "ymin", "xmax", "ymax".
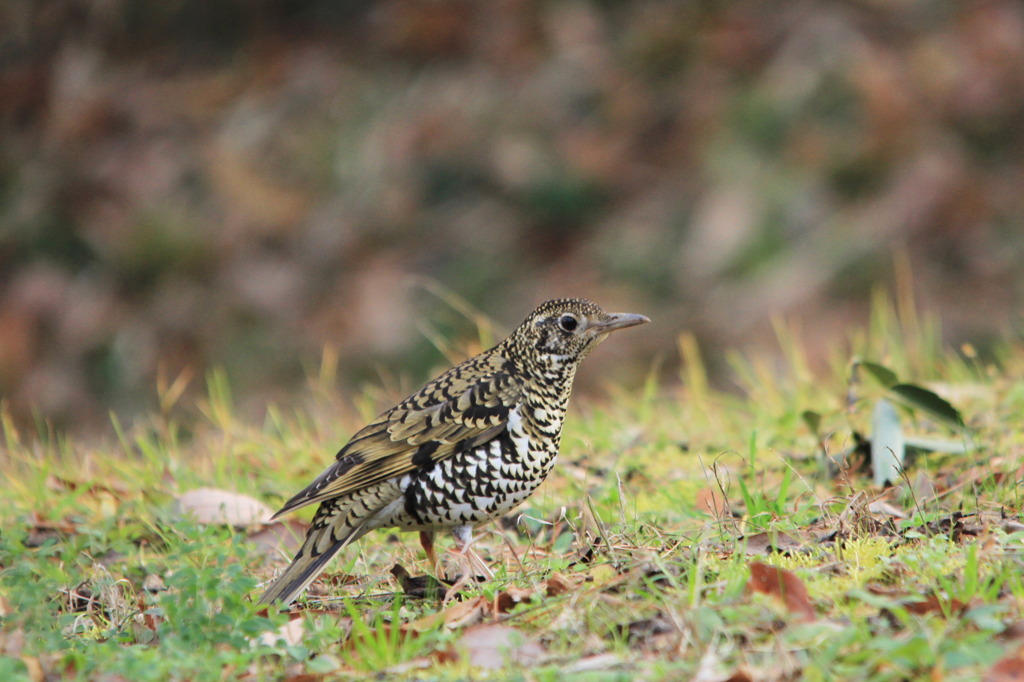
[
  {"xmin": 563, "ymin": 653, "xmax": 625, "ymax": 673},
  {"xmin": 902, "ymin": 593, "xmax": 968, "ymax": 617},
  {"xmin": 907, "ymin": 470, "xmax": 937, "ymax": 501},
  {"xmin": 249, "ymin": 519, "xmax": 309, "ymax": 557},
  {"xmin": 136, "ymin": 594, "xmax": 161, "ymax": 636},
  {"xmin": 42, "ymin": 476, "xmax": 125, "ymax": 518},
  {"xmin": 494, "ymin": 585, "xmax": 533, "ymax": 614},
  {"xmin": 544, "ymin": 572, "xmax": 581, "ymax": 597},
  {"xmin": 1000, "ymin": 623, "xmax": 1024, "ymax": 642},
  {"xmin": 44, "ymin": 474, "xmax": 129, "ymax": 496},
  {"xmin": 443, "ymin": 595, "xmax": 490, "ymax": 629},
  {"xmin": 747, "ymin": 562, "xmax": 815, "ymax": 622},
  {"xmin": 741, "ymin": 531, "xmax": 804, "ymax": 556},
  {"xmin": 723, "ymin": 671, "xmax": 755, "ymax": 682},
  {"xmin": 142, "ymin": 574, "xmax": 166, "ymax": 593},
  {"xmin": 174, "ymin": 488, "xmax": 273, "ymax": 525},
  {"xmin": 384, "ymin": 637, "xmax": 461, "ymax": 673},
  {"xmin": 622, "ymin": 615, "xmax": 678, "ymax": 652},
  {"xmin": 866, "ymin": 499, "xmax": 907, "ymax": 518},
  {"xmin": 456, "ymin": 624, "xmax": 546, "ymax": 669},
  {"xmin": 24, "ymin": 513, "xmax": 77, "ymax": 547},
  {"xmin": 274, "ymin": 664, "xmax": 312, "ymax": 681},
  {"xmin": 383, "ymin": 656, "xmax": 440, "ymax": 675},
  {"xmin": 865, "ymin": 584, "xmax": 903, "ymax": 598},
  {"xmin": 255, "ymin": 613, "xmax": 305, "ymax": 648},
  {"xmin": 985, "ymin": 645, "xmax": 1024, "ymax": 682},
  {"xmin": 281, "ymin": 669, "xmax": 332, "ymax": 682},
  {"xmin": 696, "ymin": 487, "xmax": 729, "ymax": 517},
  {"xmin": 19, "ymin": 656, "xmax": 44, "ymax": 682}
]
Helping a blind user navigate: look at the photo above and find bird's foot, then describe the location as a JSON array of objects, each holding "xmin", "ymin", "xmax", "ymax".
[
  {"xmin": 445, "ymin": 544, "xmax": 494, "ymax": 581},
  {"xmin": 438, "ymin": 545, "xmax": 494, "ymax": 603}
]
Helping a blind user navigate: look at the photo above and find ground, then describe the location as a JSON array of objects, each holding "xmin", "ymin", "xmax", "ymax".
[{"xmin": 2, "ymin": 300, "xmax": 1023, "ymax": 681}]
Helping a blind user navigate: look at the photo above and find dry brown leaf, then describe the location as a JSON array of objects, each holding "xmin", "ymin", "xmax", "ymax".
[
  {"xmin": 544, "ymin": 572, "xmax": 581, "ymax": 597},
  {"xmin": 24, "ymin": 512, "xmax": 77, "ymax": 547},
  {"xmin": 402, "ymin": 607, "xmax": 446, "ymax": 633},
  {"xmin": 696, "ymin": 486, "xmax": 729, "ymax": 517},
  {"xmin": 383, "ymin": 655, "xmax": 442, "ymax": 675},
  {"xmin": 907, "ymin": 471, "xmax": 937, "ymax": 501},
  {"xmin": 250, "ymin": 519, "xmax": 311, "ymax": 557},
  {"xmin": 384, "ymin": 639, "xmax": 460, "ymax": 673},
  {"xmin": 44, "ymin": 474, "xmax": 129, "ymax": 496},
  {"xmin": 39, "ymin": 478, "xmax": 123, "ymax": 518},
  {"xmin": 742, "ymin": 531, "xmax": 804, "ymax": 556},
  {"xmin": 443, "ymin": 595, "xmax": 490, "ymax": 629},
  {"xmin": 867, "ymin": 499, "xmax": 907, "ymax": 518},
  {"xmin": 456, "ymin": 624, "xmax": 546, "ymax": 670},
  {"xmin": 142, "ymin": 574, "xmax": 166, "ymax": 593},
  {"xmin": 902, "ymin": 593, "xmax": 968, "ymax": 617},
  {"xmin": 284, "ymin": 673, "xmax": 328, "ymax": 682},
  {"xmin": 19, "ymin": 656, "xmax": 44, "ymax": 682},
  {"xmin": 747, "ymin": 561, "xmax": 815, "ymax": 622},
  {"xmin": 723, "ymin": 671, "xmax": 755, "ymax": 682},
  {"xmin": 1000, "ymin": 623, "xmax": 1024, "ymax": 642},
  {"xmin": 494, "ymin": 585, "xmax": 534, "ymax": 614},
  {"xmin": 624, "ymin": 615, "xmax": 677, "ymax": 653},
  {"xmin": 256, "ymin": 613, "xmax": 305, "ymax": 648},
  {"xmin": 136, "ymin": 594, "xmax": 161, "ymax": 636},
  {"xmin": 866, "ymin": 584, "xmax": 903, "ymax": 598},
  {"xmin": 563, "ymin": 653, "xmax": 625, "ymax": 673},
  {"xmin": 174, "ymin": 488, "xmax": 273, "ymax": 526},
  {"xmin": 985, "ymin": 645, "xmax": 1024, "ymax": 682}
]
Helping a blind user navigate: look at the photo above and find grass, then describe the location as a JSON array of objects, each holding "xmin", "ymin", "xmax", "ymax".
[{"xmin": 2, "ymin": 292, "xmax": 1023, "ymax": 680}]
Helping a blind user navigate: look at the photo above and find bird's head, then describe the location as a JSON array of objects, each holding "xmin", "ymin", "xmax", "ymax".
[{"xmin": 511, "ymin": 298, "xmax": 650, "ymax": 365}]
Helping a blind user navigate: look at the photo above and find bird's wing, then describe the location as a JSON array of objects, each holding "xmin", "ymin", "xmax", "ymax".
[{"xmin": 272, "ymin": 352, "xmax": 521, "ymax": 518}]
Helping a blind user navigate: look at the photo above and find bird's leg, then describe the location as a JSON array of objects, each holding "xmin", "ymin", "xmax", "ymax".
[
  {"xmin": 450, "ymin": 525, "xmax": 494, "ymax": 579},
  {"xmin": 443, "ymin": 526, "xmax": 493, "ymax": 603},
  {"xmin": 419, "ymin": 531, "xmax": 442, "ymax": 575}
]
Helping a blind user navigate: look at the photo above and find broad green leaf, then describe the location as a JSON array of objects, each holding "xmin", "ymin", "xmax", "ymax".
[
  {"xmin": 904, "ymin": 436, "xmax": 969, "ymax": 454},
  {"xmin": 801, "ymin": 410, "xmax": 822, "ymax": 436},
  {"xmin": 888, "ymin": 383, "xmax": 965, "ymax": 430},
  {"xmin": 858, "ymin": 361, "xmax": 899, "ymax": 389},
  {"xmin": 872, "ymin": 399, "xmax": 905, "ymax": 487}
]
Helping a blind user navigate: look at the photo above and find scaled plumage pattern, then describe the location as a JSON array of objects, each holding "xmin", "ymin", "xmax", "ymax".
[{"xmin": 258, "ymin": 298, "xmax": 649, "ymax": 605}]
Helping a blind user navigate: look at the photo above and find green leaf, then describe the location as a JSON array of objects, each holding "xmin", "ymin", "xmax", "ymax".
[
  {"xmin": 858, "ymin": 361, "xmax": 899, "ymax": 389},
  {"xmin": 801, "ymin": 410, "xmax": 822, "ymax": 436},
  {"xmin": 904, "ymin": 436, "xmax": 969, "ymax": 454},
  {"xmin": 871, "ymin": 399, "xmax": 905, "ymax": 487},
  {"xmin": 307, "ymin": 654, "xmax": 341, "ymax": 673},
  {"xmin": 888, "ymin": 383, "xmax": 965, "ymax": 430}
]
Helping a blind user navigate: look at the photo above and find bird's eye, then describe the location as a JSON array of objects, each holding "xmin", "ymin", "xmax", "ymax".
[{"xmin": 559, "ymin": 314, "xmax": 579, "ymax": 332}]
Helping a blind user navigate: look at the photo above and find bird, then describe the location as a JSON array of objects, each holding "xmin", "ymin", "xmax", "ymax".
[{"xmin": 257, "ymin": 298, "xmax": 649, "ymax": 605}]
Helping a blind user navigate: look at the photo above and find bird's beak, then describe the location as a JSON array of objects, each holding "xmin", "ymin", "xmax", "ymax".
[{"xmin": 589, "ymin": 312, "xmax": 650, "ymax": 334}]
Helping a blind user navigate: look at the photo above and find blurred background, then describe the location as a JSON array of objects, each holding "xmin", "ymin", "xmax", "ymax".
[{"xmin": 2, "ymin": 0, "xmax": 1023, "ymax": 434}]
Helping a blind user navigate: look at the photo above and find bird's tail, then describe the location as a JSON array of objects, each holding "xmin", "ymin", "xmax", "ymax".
[{"xmin": 257, "ymin": 513, "xmax": 368, "ymax": 606}]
